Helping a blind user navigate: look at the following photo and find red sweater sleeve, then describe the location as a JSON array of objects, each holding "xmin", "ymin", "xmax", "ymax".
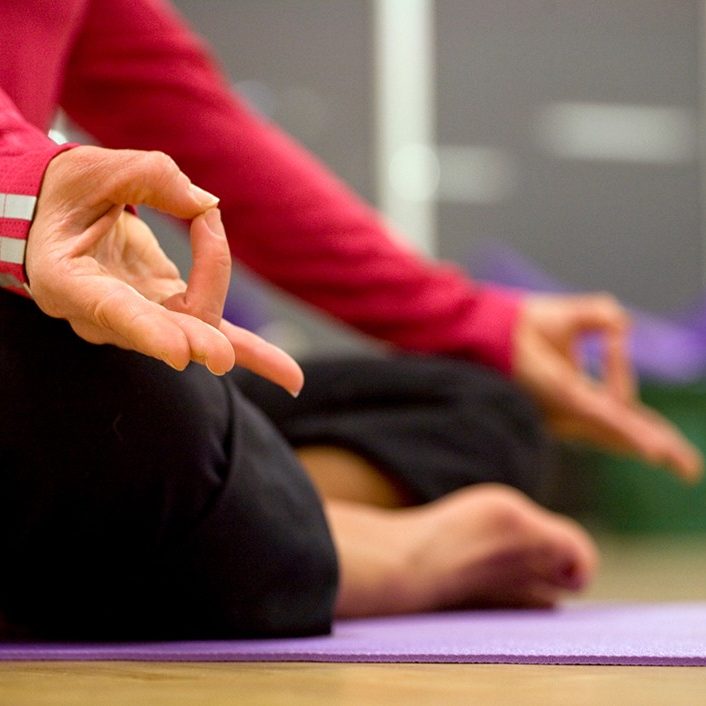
[
  {"xmin": 0, "ymin": 89, "xmax": 72, "ymax": 297},
  {"xmin": 60, "ymin": 0, "xmax": 521, "ymax": 373}
]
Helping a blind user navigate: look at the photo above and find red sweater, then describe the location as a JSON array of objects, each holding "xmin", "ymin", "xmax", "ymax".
[{"xmin": 0, "ymin": 0, "xmax": 520, "ymax": 373}]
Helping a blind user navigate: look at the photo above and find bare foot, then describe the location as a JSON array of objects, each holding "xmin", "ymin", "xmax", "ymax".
[{"xmin": 327, "ymin": 483, "xmax": 598, "ymax": 617}]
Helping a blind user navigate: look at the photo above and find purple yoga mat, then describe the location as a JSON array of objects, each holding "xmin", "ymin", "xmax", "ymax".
[{"xmin": 1, "ymin": 603, "xmax": 705, "ymax": 666}]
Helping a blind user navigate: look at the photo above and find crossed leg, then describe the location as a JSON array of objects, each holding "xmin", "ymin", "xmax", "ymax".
[{"xmin": 1, "ymin": 291, "xmax": 598, "ymax": 639}]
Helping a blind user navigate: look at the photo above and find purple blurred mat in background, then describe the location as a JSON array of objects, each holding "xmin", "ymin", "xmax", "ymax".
[{"xmin": 1, "ymin": 603, "xmax": 705, "ymax": 666}]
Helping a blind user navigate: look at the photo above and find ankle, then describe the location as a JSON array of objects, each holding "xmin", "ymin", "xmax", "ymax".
[{"xmin": 327, "ymin": 501, "xmax": 421, "ymax": 617}]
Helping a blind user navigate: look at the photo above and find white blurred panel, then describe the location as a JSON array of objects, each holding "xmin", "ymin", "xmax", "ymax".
[{"xmin": 536, "ymin": 102, "xmax": 697, "ymax": 163}]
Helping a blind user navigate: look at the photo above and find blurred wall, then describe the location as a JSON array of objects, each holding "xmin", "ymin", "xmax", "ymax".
[
  {"xmin": 435, "ymin": 0, "xmax": 702, "ymax": 312},
  {"xmin": 166, "ymin": 0, "xmax": 703, "ymax": 342}
]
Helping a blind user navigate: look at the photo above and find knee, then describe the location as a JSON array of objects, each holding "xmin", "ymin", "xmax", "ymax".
[{"xmin": 2, "ymin": 347, "xmax": 232, "ymax": 584}]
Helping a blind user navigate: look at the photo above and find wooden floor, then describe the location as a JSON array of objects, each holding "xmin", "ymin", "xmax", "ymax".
[
  {"xmin": 2, "ymin": 534, "xmax": 706, "ymax": 705},
  {"xmin": 3, "ymin": 661, "xmax": 706, "ymax": 706}
]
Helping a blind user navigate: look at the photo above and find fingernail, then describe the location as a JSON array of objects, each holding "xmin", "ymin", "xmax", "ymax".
[
  {"xmin": 205, "ymin": 359, "xmax": 225, "ymax": 376},
  {"xmin": 205, "ymin": 207, "xmax": 225, "ymax": 237},
  {"xmin": 189, "ymin": 183, "xmax": 220, "ymax": 207},
  {"xmin": 289, "ymin": 388, "xmax": 301, "ymax": 399},
  {"xmin": 162, "ymin": 355, "xmax": 182, "ymax": 371}
]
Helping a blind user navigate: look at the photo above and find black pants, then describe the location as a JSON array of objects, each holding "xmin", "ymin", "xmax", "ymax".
[{"xmin": 0, "ymin": 291, "xmax": 550, "ymax": 640}]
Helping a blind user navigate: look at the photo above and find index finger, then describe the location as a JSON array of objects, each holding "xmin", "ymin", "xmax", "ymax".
[
  {"xmin": 42, "ymin": 147, "xmax": 221, "ymax": 225},
  {"xmin": 104, "ymin": 149, "xmax": 219, "ymax": 218}
]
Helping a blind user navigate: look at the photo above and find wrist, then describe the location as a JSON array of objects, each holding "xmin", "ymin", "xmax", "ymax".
[{"xmin": 0, "ymin": 142, "xmax": 77, "ymax": 298}]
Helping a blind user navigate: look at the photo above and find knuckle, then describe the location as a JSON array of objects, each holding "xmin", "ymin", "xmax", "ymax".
[
  {"xmin": 591, "ymin": 292, "xmax": 628, "ymax": 324},
  {"xmin": 142, "ymin": 150, "xmax": 178, "ymax": 175},
  {"xmin": 212, "ymin": 247, "xmax": 232, "ymax": 273},
  {"xmin": 91, "ymin": 296, "xmax": 112, "ymax": 331},
  {"xmin": 110, "ymin": 149, "xmax": 183, "ymax": 203},
  {"xmin": 142, "ymin": 151, "xmax": 184, "ymax": 194}
]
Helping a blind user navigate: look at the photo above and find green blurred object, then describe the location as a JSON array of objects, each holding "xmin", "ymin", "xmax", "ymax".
[{"xmin": 586, "ymin": 380, "xmax": 706, "ymax": 533}]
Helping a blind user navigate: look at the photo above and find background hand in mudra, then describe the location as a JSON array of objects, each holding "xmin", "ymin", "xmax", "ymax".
[{"xmin": 514, "ymin": 293, "xmax": 702, "ymax": 482}]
